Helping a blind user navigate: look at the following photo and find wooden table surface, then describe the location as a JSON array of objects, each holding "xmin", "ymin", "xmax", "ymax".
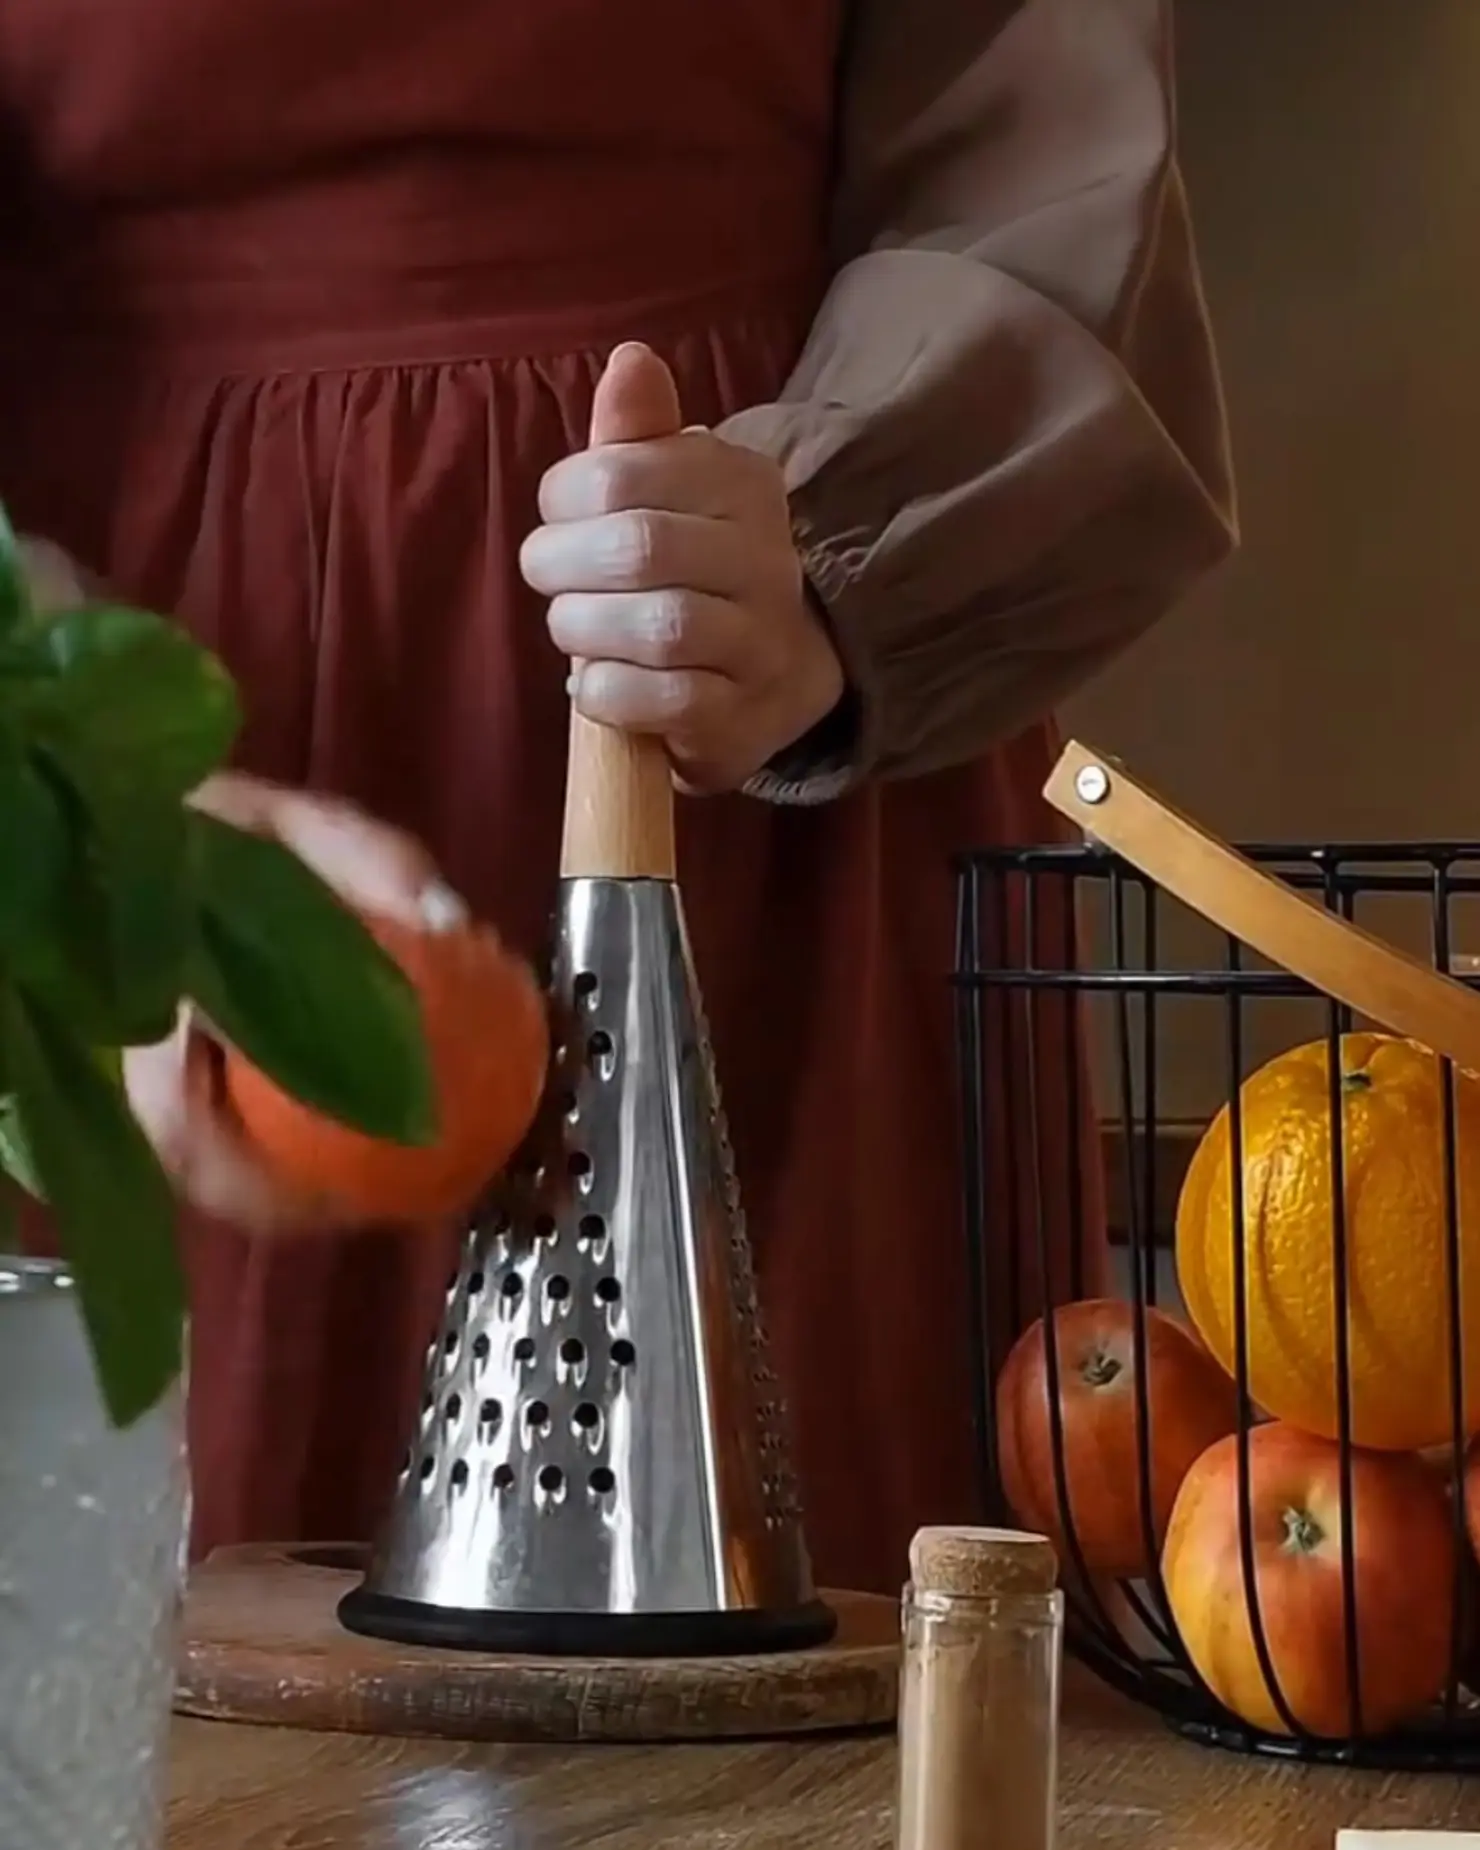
[{"xmin": 166, "ymin": 1667, "xmax": 1480, "ymax": 1850}]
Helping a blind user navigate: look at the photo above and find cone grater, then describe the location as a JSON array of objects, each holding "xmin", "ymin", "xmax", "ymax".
[{"xmin": 339, "ymin": 348, "xmax": 836, "ymax": 1658}]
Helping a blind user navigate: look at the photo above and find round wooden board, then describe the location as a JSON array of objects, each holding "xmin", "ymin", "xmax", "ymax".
[{"xmin": 176, "ymin": 1544, "xmax": 901, "ymax": 1744}]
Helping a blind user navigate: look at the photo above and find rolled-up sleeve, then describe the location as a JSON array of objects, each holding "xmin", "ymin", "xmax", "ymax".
[{"xmin": 722, "ymin": 0, "xmax": 1236, "ymax": 802}]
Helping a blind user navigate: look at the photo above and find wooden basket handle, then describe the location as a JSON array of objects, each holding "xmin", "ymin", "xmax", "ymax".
[
  {"xmin": 559, "ymin": 345, "xmax": 680, "ymax": 881},
  {"xmin": 1043, "ymin": 739, "xmax": 1480, "ymax": 1075}
]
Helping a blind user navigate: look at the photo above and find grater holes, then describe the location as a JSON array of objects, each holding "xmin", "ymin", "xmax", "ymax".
[
  {"xmin": 493, "ymin": 1463, "xmax": 515, "ymax": 1492},
  {"xmin": 595, "ymin": 1276, "xmax": 621, "ymax": 1306},
  {"xmin": 513, "ymin": 1336, "xmax": 537, "ymax": 1365},
  {"xmin": 589, "ymin": 1466, "xmax": 616, "ymax": 1500},
  {"xmin": 533, "ymin": 1213, "xmax": 558, "ymax": 1244},
  {"xmin": 443, "ymin": 1393, "xmax": 463, "ymax": 1425},
  {"xmin": 418, "ymin": 1456, "xmax": 436, "ymax": 1484},
  {"xmin": 558, "ymin": 1088, "xmax": 580, "ymax": 1122},
  {"xmin": 573, "ymin": 970, "xmax": 598, "ymax": 1004},
  {"xmin": 568, "ymin": 1150, "xmax": 593, "ymax": 1189},
  {"xmin": 559, "ymin": 1336, "xmax": 586, "ymax": 1368},
  {"xmin": 472, "ymin": 1333, "xmax": 491, "ymax": 1365},
  {"xmin": 525, "ymin": 1400, "xmax": 551, "ymax": 1434},
  {"xmin": 572, "ymin": 1401, "xmax": 602, "ymax": 1443},
  {"xmin": 587, "ymin": 1028, "xmax": 616, "ymax": 1078},
  {"xmin": 500, "ymin": 1272, "xmax": 524, "ymax": 1303},
  {"xmin": 537, "ymin": 1464, "xmax": 567, "ymax": 1506},
  {"xmin": 545, "ymin": 1274, "xmax": 571, "ymax": 1311},
  {"xmin": 478, "ymin": 1397, "xmax": 503, "ymax": 1432},
  {"xmin": 449, "ymin": 1459, "xmax": 469, "ymax": 1492},
  {"xmin": 466, "ymin": 1270, "xmax": 485, "ymax": 1296},
  {"xmin": 577, "ymin": 1212, "xmax": 607, "ymax": 1254},
  {"xmin": 611, "ymin": 1338, "xmax": 636, "ymax": 1370}
]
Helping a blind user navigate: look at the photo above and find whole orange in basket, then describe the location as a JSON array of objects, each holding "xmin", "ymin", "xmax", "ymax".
[
  {"xmin": 1176, "ymin": 1032, "xmax": 1480, "ymax": 1452},
  {"xmin": 996, "ymin": 1299, "xmax": 1240, "ymax": 1578},
  {"xmin": 226, "ymin": 906, "xmax": 549, "ymax": 1223},
  {"xmin": 1163, "ymin": 1422, "xmax": 1455, "ymax": 1738}
]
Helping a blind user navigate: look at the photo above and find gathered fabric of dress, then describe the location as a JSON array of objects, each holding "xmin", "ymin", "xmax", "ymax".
[{"xmin": 0, "ymin": 0, "xmax": 1232, "ymax": 1590}]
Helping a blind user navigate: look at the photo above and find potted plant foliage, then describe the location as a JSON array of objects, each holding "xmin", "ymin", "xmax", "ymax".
[{"xmin": 0, "ymin": 512, "xmax": 434, "ymax": 1849}]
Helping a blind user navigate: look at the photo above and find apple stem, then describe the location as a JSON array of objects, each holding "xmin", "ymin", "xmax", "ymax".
[
  {"xmin": 1081, "ymin": 1346, "xmax": 1124, "ymax": 1389},
  {"xmin": 1281, "ymin": 1505, "xmax": 1325, "ymax": 1553}
]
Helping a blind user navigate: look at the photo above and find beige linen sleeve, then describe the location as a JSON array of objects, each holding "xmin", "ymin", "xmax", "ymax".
[{"xmin": 722, "ymin": 0, "xmax": 1236, "ymax": 801}]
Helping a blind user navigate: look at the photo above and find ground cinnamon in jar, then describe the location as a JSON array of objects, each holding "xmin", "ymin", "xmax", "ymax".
[{"xmin": 895, "ymin": 1526, "xmax": 1063, "ymax": 1850}]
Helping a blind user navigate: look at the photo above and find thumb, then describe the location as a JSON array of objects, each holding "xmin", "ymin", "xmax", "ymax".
[
  {"xmin": 590, "ymin": 342, "xmax": 683, "ymax": 446},
  {"xmin": 124, "ymin": 1011, "xmax": 339, "ymax": 1233}
]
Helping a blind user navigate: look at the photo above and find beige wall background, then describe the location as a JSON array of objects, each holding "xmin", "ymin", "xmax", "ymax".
[{"xmin": 1065, "ymin": 0, "xmax": 1480, "ymax": 1122}]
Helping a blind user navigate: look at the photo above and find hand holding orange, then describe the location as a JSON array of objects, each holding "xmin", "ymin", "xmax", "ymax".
[
  {"xmin": 126, "ymin": 773, "xmax": 549, "ymax": 1230},
  {"xmin": 225, "ymin": 890, "xmax": 548, "ymax": 1223}
]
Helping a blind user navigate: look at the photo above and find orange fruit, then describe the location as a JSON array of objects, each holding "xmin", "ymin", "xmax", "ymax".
[
  {"xmin": 1176, "ymin": 1032, "xmax": 1480, "ymax": 1452},
  {"xmin": 225, "ymin": 909, "xmax": 549, "ymax": 1223},
  {"xmin": 1163, "ymin": 1422, "xmax": 1456, "ymax": 1738}
]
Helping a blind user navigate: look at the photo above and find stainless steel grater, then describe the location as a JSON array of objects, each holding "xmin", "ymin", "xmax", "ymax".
[{"xmin": 338, "ymin": 347, "xmax": 834, "ymax": 1658}]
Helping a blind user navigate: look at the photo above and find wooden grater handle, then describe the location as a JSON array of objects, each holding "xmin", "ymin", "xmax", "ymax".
[
  {"xmin": 1044, "ymin": 739, "xmax": 1480, "ymax": 1076},
  {"xmin": 558, "ymin": 345, "xmax": 680, "ymax": 882}
]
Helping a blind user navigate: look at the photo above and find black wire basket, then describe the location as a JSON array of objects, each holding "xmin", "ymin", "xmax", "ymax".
[{"xmin": 955, "ymin": 835, "xmax": 1480, "ymax": 1770}]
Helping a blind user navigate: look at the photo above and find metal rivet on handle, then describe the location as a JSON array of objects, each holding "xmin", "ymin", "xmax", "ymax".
[{"xmin": 1074, "ymin": 763, "xmax": 1110, "ymax": 805}]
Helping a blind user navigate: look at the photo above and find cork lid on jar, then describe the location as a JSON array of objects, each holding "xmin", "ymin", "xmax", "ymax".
[{"xmin": 908, "ymin": 1526, "xmax": 1059, "ymax": 1599}]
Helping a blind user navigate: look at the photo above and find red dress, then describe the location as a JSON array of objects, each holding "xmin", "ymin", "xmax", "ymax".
[{"xmin": 0, "ymin": 0, "xmax": 1207, "ymax": 1593}]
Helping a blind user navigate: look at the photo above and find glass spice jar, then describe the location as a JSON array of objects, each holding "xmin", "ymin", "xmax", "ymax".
[{"xmin": 896, "ymin": 1526, "xmax": 1063, "ymax": 1850}]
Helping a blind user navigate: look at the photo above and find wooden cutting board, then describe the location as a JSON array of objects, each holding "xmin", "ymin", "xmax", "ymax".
[{"xmin": 175, "ymin": 1545, "xmax": 901, "ymax": 1745}]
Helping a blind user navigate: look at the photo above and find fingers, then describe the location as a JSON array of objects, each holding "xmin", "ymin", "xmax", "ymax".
[
  {"xmin": 546, "ymin": 587, "xmax": 751, "ymax": 676},
  {"xmin": 570, "ymin": 661, "xmax": 732, "ymax": 738},
  {"xmin": 268, "ymin": 797, "xmax": 457, "ymax": 930},
  {"xmin": 521, "ymin": 507, "xmax": 753, "ymax": 603},
  {"xmin": 537, "ymin": 430, "xmax": 757, "ymax": 524},
  {"xmin": 188, "ymin": 771, "xmax": 295, "ymax": 830},
  {"xmin": 190, "ymin": 773, "xmax": 462, "ymax": 931},
  {"xmin": 16, "ymin": 536, "xmax": 94, "ymax": 614}
]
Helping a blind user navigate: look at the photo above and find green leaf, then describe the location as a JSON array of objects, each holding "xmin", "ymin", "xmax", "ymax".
[
  {"xmin": 0, "ymin": 503, "xmax": 31, "ymax": 637},
  {"xmin": 6, "ymin": 766, "xmax": 186, "ymax": 1047},
  {"xmin": 79, "ymin": 785, "xmax": 192, "ymax": 1046},
  {"xmin": 0, "ymin": 731, "xmax": 68, "ymax": 955},
  {"xmin": 1, "ymin": 988, "xmax": 184, "ymax": 1425},
  {"xmin": 4, "ymin": 604, "xmax": 239, "ymax": 798},
  {"xmin": 0, "ymin": 1090, "xmax": 43, "ymax": 1200},
  {"xmin": 187, "ymin": 813, "xmax": 436, "ymax": 1145}
]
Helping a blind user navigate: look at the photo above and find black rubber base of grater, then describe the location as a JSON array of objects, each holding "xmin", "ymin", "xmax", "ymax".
[{"xmin": 336, "ymin": 1584, "xmax": 838, "ymax": 1659}]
